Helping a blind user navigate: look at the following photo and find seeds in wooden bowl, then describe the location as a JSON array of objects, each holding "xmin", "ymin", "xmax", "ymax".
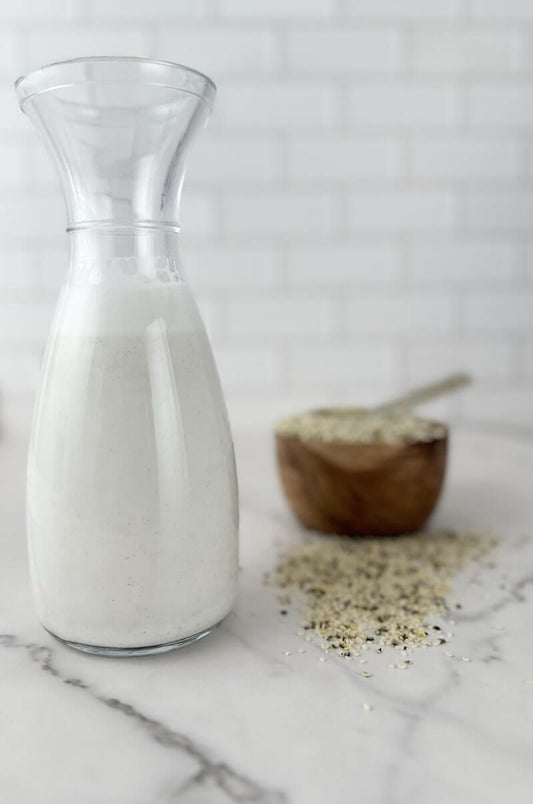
[
  {"xmin": 276, "ymin": 408, "xmax": 446, "ymax": 445},
  {"xmin": 275, "ymin": 408, "xmax": 448, "ymax": 536}
]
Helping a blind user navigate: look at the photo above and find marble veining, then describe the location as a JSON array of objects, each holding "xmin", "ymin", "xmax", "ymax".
[
  {"xmin": 0, "ymin": 633, "xmax": 285, "ymax": 804},
  {"xmin": 1, "ymin": 427, "xmax": 533, "ymax": 804}
]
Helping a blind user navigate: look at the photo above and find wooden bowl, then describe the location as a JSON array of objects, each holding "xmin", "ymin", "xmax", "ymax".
[{"xmin": 275, "ymin": 414, "xmax": 448, "ymax": 536}]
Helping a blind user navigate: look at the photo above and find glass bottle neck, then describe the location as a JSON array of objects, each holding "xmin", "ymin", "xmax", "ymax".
[
  {"xmin": 67, "ymin": 227, "xmax": 185, "ymax": 286},
  {"xmin": 17, "ymin": 60, "xmax": 212, "ymax": 231}
]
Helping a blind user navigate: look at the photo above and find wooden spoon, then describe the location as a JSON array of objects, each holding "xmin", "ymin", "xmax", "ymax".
[{"xmin": 371, "ymin": 372, "xmax": 471, "ymax": 415}]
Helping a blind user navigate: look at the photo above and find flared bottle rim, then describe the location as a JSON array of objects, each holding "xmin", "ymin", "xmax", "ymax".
[{"xmin": 15, "ymin": 56, "xmax": 217, "ymax": 109}]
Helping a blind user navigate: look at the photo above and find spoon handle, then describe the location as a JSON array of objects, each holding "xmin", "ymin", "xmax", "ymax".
[{"xmin": 372, "ymin": 372, "xmax": 472, "ymax": 414}]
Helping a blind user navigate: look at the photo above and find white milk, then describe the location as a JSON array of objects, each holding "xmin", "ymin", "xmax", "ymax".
[{"xmin": 27, "ymin": 282, "xmax": 238, "ymax": 649}]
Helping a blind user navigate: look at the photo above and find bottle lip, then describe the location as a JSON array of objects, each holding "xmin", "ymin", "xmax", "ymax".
[{"xmin": 15, "ymin": 56, "xmax": 217, "ymax": 109}]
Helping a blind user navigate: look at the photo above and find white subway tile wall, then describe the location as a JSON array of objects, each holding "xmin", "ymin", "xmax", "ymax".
[{"xmin": 0, "ymin": 0, "xmax": 532, "ymax": 435}]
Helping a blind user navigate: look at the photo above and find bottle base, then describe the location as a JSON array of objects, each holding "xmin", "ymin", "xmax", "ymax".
[{"xmin": 44, "ymin": 620, "xmax": 223, "ymax": 657}]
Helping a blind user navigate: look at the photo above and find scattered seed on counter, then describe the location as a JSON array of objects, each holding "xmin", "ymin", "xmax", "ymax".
[
  {"xmin": 362, "ymin": 703, "xmax": 372, "ymax": 712},
  {"xmin": 362, "ymin": 671, "xmax": 372, "ymax": 678},
  {"xmin": 462, "ymin": 657, "xmax": 471, "ymax": 663},
  {"xmin": 524, "ymin": 679, "xmax": 533, "ymax": 686},
  {"xmin": 268, "ymin": 529, "xmax": 496, "ymax": 663}
]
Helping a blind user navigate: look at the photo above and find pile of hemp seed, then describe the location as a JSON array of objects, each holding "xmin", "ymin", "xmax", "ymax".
[{"xmin": 269, "ymin": 529, "xmax": 497, "ymax": 662}]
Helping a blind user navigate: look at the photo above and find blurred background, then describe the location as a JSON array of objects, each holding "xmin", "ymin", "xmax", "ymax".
[{"xmin": 1, "ymin": 0, "xmax": 532, "ymax": 435}]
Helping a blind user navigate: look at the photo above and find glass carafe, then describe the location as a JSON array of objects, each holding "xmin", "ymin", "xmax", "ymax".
[{"xmin": 15, "ymin": 58, "xmax": 238, "ymax": 656}]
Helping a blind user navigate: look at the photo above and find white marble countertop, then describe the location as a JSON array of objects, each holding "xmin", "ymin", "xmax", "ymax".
[{"xmin": 1, "ymin": 426, "xmax": 533, "ymax": 804}]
